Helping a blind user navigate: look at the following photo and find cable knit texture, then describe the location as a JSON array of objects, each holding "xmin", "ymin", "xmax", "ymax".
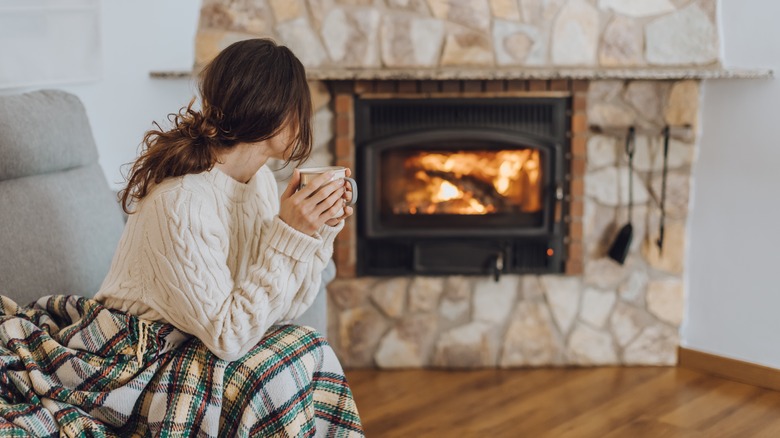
[{"xmin": 95, "ymin": 166, "xmax": 342, "ymax": 361}]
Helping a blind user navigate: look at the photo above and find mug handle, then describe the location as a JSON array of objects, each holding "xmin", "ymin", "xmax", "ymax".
[{"xmin": 344, "ymin": 177, "xmax": 358, "ymax": 206}]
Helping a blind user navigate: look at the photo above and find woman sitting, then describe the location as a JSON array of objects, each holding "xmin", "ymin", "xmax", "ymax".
[{"xmin": 0, "ymin": 38, "xmax": 362, "ymax": 437}]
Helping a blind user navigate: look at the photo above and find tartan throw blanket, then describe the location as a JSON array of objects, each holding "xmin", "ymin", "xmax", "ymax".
[{"xmin": 0, "ymin": 295, "xmax": 363, "ymax": 437}]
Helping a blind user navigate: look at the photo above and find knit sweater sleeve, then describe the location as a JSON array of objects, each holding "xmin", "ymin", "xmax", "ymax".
[{"xmin": 140, "ymin": 190, "xmax": 332, "ymax": 362}]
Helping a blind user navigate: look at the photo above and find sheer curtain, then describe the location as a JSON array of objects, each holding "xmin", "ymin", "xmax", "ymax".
[{"xmin": 0, "ymin": 0, "xmax": 101, "ymax": 88}]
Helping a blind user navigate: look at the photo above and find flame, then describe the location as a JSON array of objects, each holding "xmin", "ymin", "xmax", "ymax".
[
  {"xmin": 434, "ymin": 180, "xmax": 462, "ymax": 202},
  {"xmin": 394, "ymin": 149, "xmax": 542, "ymax": 216}
]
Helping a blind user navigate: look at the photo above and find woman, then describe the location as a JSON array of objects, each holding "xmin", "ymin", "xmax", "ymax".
[{"xmin": 90, "ymin": 38, "xmax": 361, "ymax": 435}]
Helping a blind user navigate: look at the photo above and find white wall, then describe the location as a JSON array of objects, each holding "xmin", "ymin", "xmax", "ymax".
[
  {"xmin": 4, "ymin": 0, "xmax": 202, "ymax": 190},
  {"xmin": 683, "ymin": 0, "xmax": 780, "ymax": 367}
]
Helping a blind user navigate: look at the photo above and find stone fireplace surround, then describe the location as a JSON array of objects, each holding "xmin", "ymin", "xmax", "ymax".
[
  {"xmin": 321, "ymin": 76, "xmax": 698, "ymax": 369},
  {"xmin": 172, "ymin": 0, "xmax": 768, "ymax": 370}
]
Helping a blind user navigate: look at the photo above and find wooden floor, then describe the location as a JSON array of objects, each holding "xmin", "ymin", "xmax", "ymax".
[{"xmin": 345, "ymin": 367, "xmax": 780, "ymax": 437}]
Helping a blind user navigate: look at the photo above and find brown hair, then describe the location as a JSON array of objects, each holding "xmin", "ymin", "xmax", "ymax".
[{"xmin": 119, "ymin": 38, "xmax": 312, "ymax": 213}]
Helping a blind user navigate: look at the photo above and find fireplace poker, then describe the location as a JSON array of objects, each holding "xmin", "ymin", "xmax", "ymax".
[{"xmin": 657, "ymin": 126, "xmax": 671, "ymax": 254}]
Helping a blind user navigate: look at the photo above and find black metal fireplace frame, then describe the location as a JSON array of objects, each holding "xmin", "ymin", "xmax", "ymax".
[
  {"xmin": 361, "ymin": 128, "xmax": 558, "ymax": 238},
  {"xmin": 354, "ymin": 97, "xmax": 570, "ymax": 277}
]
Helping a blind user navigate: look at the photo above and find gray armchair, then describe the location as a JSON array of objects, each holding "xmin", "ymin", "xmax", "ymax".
[{"xmin": 0, "ymin": 89, "xmax": 331, "ymax": 333}]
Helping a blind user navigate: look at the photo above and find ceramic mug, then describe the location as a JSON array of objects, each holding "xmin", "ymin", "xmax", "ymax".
[{"xmin": 298, "ymin": 166, "xmax": 358, "ymax": 217}]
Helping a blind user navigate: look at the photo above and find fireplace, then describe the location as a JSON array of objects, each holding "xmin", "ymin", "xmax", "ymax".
[{"xmin": 355, "ymin": 97, "xmax": 570, "ymax": 278}]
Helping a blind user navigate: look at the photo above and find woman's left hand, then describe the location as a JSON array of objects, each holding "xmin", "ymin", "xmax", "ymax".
[{"xmin": 325, "ymin": 169, "xmax": 354, "ymax": 227}]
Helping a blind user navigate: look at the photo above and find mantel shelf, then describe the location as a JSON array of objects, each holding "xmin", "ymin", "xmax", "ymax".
[{"xmin": 150, "ymin": 67, "xmax": 773, "ymax": 81}]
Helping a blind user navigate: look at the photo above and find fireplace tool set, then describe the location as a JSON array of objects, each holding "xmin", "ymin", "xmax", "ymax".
[{"xmin": 608, "ymin": 125, "xmax": 673, "ymax": 264}]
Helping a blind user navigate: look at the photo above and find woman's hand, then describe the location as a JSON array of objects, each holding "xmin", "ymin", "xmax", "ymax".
[
  {"xmin": 279, "ymin": 169, "xmax": 347, "ymax": 235},
  {"xmin": 325, "ymin": 168, "xmax": 354, "ymax": 227}
]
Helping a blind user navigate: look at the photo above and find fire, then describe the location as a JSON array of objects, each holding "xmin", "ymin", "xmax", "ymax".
[
  {"xmin": 392, "ymin": 149, "xmax": 542, "ymax": 216},
  {"xmin": 434, "ymin": 180, "xmax": 461, "ymax": 202}
]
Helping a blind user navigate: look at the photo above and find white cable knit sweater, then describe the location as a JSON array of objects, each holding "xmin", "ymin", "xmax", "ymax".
[{"xmin": 95, "ymin": 165, "xmax": 343, "ymax": 361}]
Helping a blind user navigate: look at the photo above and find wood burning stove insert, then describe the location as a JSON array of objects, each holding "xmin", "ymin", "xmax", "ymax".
[{"xmin": 355, "ymin": 97, "xmax": 570, "ymax": 278}]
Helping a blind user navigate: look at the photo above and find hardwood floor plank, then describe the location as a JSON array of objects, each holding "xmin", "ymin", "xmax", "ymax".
[
  {"xmin": 658, "ymin": 380, "xmax": 762, "ymax": 430},
  {"xmin": 460, "ymin": 367, "xmax": 665, "ymax": 436},
  {"xmin": 345, "ymin": 367, "xmax": 780, "ymax": 437},
  {"xmin": 602, "ymin": 419, "xmax": 705, "ymax": 438},
  {"xmin": 704, "ymin": 391, "xmax": 780, "ymax": 437}
]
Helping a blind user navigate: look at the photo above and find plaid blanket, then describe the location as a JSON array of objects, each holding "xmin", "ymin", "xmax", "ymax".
[{"xmin": 0, "ymin": 295, "xmax": 363, "ymax": 437}]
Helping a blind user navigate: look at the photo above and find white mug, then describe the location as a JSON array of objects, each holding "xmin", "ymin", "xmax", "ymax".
[{"xmin": 298, "ymin": 166, "xmax": 358, "ymax": 217}]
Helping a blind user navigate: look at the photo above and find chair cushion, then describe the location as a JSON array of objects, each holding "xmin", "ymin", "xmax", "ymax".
[
  {"xmin": 0, "ymin": 90, "xmax": 125, "ymax": 304},
  {"xmin": 0, "ymin": 164, "xmax": 125, "ymax": 303},
  {"xmin": 0, "ymin": 90, "xmax": 98, "ymax": 181}
]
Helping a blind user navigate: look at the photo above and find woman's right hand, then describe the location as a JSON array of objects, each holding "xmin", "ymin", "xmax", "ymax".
[{"xmin": 279, "ymin": 169, "xmax": 346, "ymax": 235}]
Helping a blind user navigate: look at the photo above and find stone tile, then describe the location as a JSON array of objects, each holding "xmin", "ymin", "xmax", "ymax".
[
  {"xmin": 307, "ymin": 0, "xmax": 337, "ymax": 30},
  {"xmin": 370, "ymin": 278, "xmax": 409, "ymax": 319},
  {"xmin": 646, "ymin": 278, "xmax": 684, "ymax": 326},
  {"xmin": 598, "ymin": 0, "xmax": 675, "ymax": 17},
  {"xmin": 650, "ymin": 171, "xmax": 691, "ymax": 220},
  {"xmin": 646, "ymin": 4, "xmax": 719, "ymax": 65},
  {"xmin": 433, "ymin": 321, "xmax": 497, "ymax": 367},
  {"xmin": 520, "ymin": 276, "xmax": 545, "ymax": 301},
  {"xmin": 199, "ymin": 2, "xmax": 235, "ymax": 30},
  {"xmin": 493, "ymin": 21, "xmax": 543, "ymax": 66},
  {"xmin": 441, "ymin": 31, "xmax": 495, "ymax": 66},
  {"xmin": 322, "ymin": 8, "xmax": 382, "ymax": 67},
  {"xmin": 610, "ymin": 302, "xmax": 651, "ymax": 347},
  {"xmin": 551, "ymin": 0, "xmax": 599, "ymax": 66},
  {"xmin": 540, "ymin": 276, "xmax": 581, "ymax": 335},
  {"xmin": 444, "ymin": 276, "xmax": 472, "ymax": 301},
  {"xmin": 489, "ymin": 0, "xmax": 521, "ymax": 20},
  {"xmin": 309, "ymin": 80, "xmax": 331, "ymax": 112},
  {"xmin": 584, "ymin": 257, "xmax": 631, "ymax": 290},
  {"xmin": 374, "ymin": 329, "xmax": 421, "ymax": 368},
  {"xmin": 642, "ymin": 219, "xmax": 686, "ymax": 274},
  {"xmin": 312, "ymin": 107, "xmax": 334, "ymax": 151},
  {"xmin": 588, "ymin": 80, "xmax": 625, "ymax": 103},
  {"xmin": 599, "ymin": 16, "xmax": 644, "ymax": 67},
  {"xmin": 276, "ymin": 17, "xmax": 329, "ymax": 67},
  {"xmin": 337, "ymin": 306, "xmax": 389, "ymax": 366},
  {"xmin": 195, "ymin": 30, "xmax": 254, "ymax": 68},
  {"xmin": 587, "ymin": 135, "xmax": 618, "ymax": 170},
  {"xmin": 619, "ymin": 269, "xmax": 649, "ymax": 304},
  {"xmin": 500, "ymin": 301, "xmax": 564, "ymax": 367},
  {"xmin": 473, "ymin": 276, "xmax": 519, "ymax": 325},
  {"xmin": 568, "ymin": 323, "xmax": 618, "ymax": 365},
  {"xmin": 623, "ymin": 81, "xmax": 665, "ymax": 125},
  {"xmin": 582, "ymin": 200, "xmax": 618, "ymax": 259},
  {"xmin": 633, "ymin": 135, "xmax": 696, "ymax": 172},
  {"xmin": 203, "ymin": 0, "xmax": 273, "ymax": 34},
  {"xmin": 519, "ymin": 0, "xmax": 565, "ymax": 24},
  {"xmin": 387, "ymin": 0, "xmax": 431, "ymax": 13},
  {"xmin": 269, "ymin": 0, "xmax": 306, "ymax": 22},
  {"xmin": 427, "ymin": 0, "xmax": 491, "ymax": 31},
  {"xmin": 623, "ymin": 324, "xmax": 679, "ymax": 365},
  {"xmin": 381, "ymin": 15, "xmax": 446, "ymax": 67},
  {"xmin": 665, "ymin": 80, "xmax": 700, "ymax": 128},
  {"xmin": 409, "ymin": 277, "xmax": 445, "ymax": 312},
  {"xmin": 580, "ymin": 288, "xmax": 617, "ymax": 328},
  {"xmin": 588, "ymin": 102, "xmax": 637, "ymax": 127},
  {"xmin": 585, "ymin": 166, "xmax": 650, "ymax": 207},
  {"xmin": 328, "ymin": 278, "xmax": 375, "ymax": 309},
  {"xmin": 374, "ymin": 314, "xmax": 437, "ymax": 368},
  {"xmin": 440, "ymin": 298, "xmax": 470, "ymax": 322}
]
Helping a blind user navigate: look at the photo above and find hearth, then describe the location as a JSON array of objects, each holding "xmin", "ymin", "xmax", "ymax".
[{"xmin": 355, "ymin": 97, "xmax": 571, "ymax": 278}]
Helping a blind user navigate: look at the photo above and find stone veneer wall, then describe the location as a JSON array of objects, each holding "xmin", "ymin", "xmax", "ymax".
[
  {"xmin": 194, "ymin": 0, "xmax": 707, "ymax": 369},
  {"xmin": 196, "ymin": 0, "xmax": 719, "ymax": 69},
  {"xmin": 327, "ymin": 78, "xmax": 699, "ymax": 368}
]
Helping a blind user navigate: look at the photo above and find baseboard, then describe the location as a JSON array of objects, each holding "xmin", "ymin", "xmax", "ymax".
[{"xmin": 678, "ymin": 347, "xmax": 780, "ymax": 392}]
